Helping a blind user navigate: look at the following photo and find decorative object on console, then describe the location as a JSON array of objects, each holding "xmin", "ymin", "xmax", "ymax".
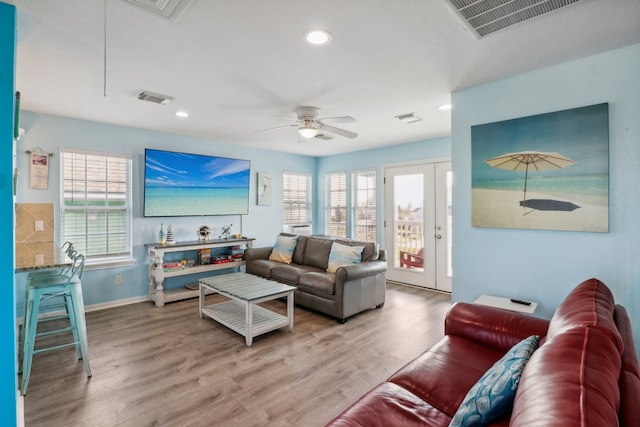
[
  {"xmin": 165, "ymin": 225, "xmax": 175, "ymax": 244},
  {"xmin": 219, "ymin": 224, "xmax": 232, "ymax": 239},
  {"xmin": 158, "ymin": 223, "xmax": 165, "ymax": 245},
  {"xmin": 197, "ymin": 225, "xmax": 211, "ymax": 241}
]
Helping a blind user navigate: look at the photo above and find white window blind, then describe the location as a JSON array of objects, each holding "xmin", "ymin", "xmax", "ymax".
[
  {"xmin": 353, "ymin": 169, "xmax": 376, "ymax": 241},
  {"xmin": 326, "ymin": 172, "xmax": 347, "ymax": 237},
  {"xmin": 283, "ymin": 172, "xmax": 312, "ymax": 228},
  {"xmin": 61, "ymin": 149, "xmax": 132, "ymax": 264}
]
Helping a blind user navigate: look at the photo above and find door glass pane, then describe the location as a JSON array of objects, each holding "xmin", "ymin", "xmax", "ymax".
[{"xmin": 394, "ymin": 174, "xmax": 424, "ymax": 270}]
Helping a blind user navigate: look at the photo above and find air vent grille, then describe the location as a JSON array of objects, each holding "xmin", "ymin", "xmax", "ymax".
[
  {"xmin": 137, "ymin": 91, "xmax": 174, "ymax": 105},
  {"xmin": 315, "ymin": 133, "xmax": 333, "ymax": 141},
  {"xmin": 122, "ymin": 0, "xmax": 193, "ymax": 21},
  {"xmin": 448, "ymin": 0, "xmax": 581, "ymax": 38}
]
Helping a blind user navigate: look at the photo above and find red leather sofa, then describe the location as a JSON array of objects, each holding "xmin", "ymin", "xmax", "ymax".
[{"xmin": 326, "ymin": 278, "xmax": 640, "ymax": 426}]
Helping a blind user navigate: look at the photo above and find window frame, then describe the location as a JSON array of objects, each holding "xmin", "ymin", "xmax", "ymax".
[
  {"xmin": 282, "ymin": 171, "xmax": 312, "ymax": 233},
  {"xmin": 60, "ymin": 148, "xmax": 133, "ymax": 268},
  {"xmin": 325, "ymin": 171, "xmax": 347, "ymax": 237},
  {"xmin": 352, "ymin": 168, "xmax": 377, "ymax": 242}
]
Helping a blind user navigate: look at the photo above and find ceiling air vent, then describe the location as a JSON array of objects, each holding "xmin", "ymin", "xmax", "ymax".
[
  {"xmin": 395, "ymin": 113, "xmax": 423, "ymax": 123},
  {"xmin": 137, "ymin": 90, "xmax": 174, "ymax": 105},
  {"xmin": 121, "ymin": 0, "xmax": 193, "ymax": 21},
  {"xmin": 315, "ymin": 133, "xmax": 333, "ymax": 141},
  {"xmin": 447, "ymin": 0, "xmax": 582, "ymax": 38}
]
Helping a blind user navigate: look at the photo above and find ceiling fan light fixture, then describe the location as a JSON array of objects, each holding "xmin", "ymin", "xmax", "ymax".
[{"xmin": 298, "ymin": 122, "xmax": 319, "ymax": 138}]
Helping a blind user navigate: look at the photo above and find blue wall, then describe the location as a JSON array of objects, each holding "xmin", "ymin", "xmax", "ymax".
[
  {"xmin": 316, "ymin": 137, "xmax": 451, "ymax": 242},
  {"xmin": 14, "ymin": 112, "xmax": 317, "ymax": 313},
  {"xmin": 451, "ymin": 44, "xmax": 640, "ymax": 353},
  {"xmin": 0, "ymin": 2, "xmax": 17, "ymax": 425}
]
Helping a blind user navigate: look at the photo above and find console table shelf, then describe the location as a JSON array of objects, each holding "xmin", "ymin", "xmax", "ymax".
[{"xmin": 147, "ymin": 238, "xmax": 254, "ymax": 307}]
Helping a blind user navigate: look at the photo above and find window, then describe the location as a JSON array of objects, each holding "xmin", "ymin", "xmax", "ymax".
[
  {"xmin": 61, "ymin": 148, "xmax": 132, "ymax": 266},
  {"xmin": 283, "ymin": 172, "xmax": 312, "ymax": 233},
  {"xmin": 353, "ymin": 169, "xmax": 376, "ymax": 241},
  {"xmin": 326, "ymin": 172, "xmax": 347, "ymax": 237}
]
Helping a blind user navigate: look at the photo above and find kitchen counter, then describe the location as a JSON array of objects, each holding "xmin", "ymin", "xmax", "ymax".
[{"xmin": 15, "ymin": 242, "xmax": 71, "ymax": 272}]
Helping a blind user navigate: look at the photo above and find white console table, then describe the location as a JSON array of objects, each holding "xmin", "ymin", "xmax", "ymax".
[{"xmin": 147, "ymin": 238, "xmax": 254, "ymax": 307}]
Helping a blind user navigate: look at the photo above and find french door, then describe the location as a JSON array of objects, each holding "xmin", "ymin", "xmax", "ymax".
[{"xmin": 384, "ymin": 161, "xmax": 452, "ymax": 292}]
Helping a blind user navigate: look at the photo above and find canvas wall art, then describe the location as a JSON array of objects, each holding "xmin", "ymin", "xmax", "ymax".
[
  {"xmin": 471, "ymin": 103, "xmax": 609, "ymax": 232},
  {"xmin": 257, "ymin": 172, "xmax": 272, "ymax": 206}
]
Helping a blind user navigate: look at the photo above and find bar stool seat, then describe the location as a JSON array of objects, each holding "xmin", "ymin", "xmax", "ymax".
[{"xmin": 20, "ymin": 250, "xmax": 91, "ymax": 395}]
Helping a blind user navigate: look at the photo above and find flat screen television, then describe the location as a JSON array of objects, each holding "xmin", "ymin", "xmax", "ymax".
[{"xmin": 144, "ymin": 148, "xmax": 251, "ymax": 217}]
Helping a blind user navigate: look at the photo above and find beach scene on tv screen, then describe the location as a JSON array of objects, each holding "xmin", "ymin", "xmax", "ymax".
[{"xmin": 144, "ymin": 149, "xmax": 250, "ymax": 217}]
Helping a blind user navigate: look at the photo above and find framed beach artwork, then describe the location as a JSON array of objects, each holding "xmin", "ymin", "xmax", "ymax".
[
  {"xmin": 471, "ymin": 103, "xmax": 609, "ymax": 232},
  {"xmin": 257, "ymin": 172, "xmax": 272, "ymax": 206}
]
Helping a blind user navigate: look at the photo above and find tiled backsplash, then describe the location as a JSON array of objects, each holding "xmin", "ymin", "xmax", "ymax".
[{"xmin": 15, "ymin": 203, "xmax": 54, "ymax": 243}]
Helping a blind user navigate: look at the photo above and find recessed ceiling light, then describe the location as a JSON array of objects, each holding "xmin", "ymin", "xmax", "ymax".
[
  {"xmin": 305, "ymin": 30, "xmax": 332, "ymax": 45},
  {"xmin": 437, "ymin": 104, "xmax": 452, "ymax": 111},
  {"xmin": 175, "ymin": 111, "xmax": 189, "ymax": 118}
]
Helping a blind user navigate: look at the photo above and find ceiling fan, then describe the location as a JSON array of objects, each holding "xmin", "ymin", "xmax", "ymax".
[{"xmin": 256, "ymin": 106, "xmax": 358, "ymax": 140}]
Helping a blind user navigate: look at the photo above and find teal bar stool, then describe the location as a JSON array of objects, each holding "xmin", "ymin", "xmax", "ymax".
[
  {"xmin": 20, "ymin": 249, "xmax": 91, "ymax": 395},
  {"xmin": 18, "ymin": 241, "xmax": 76, "ymax": 374}
]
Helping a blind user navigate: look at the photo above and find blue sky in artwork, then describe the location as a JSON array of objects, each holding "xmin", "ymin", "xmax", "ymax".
[
  {"xmin": 145, "ymin": 149, "xmax": 250, "ymax": 188},
  {"xmin": 472, "ymin": 104, "xmax": 609, "ymax": 182}
]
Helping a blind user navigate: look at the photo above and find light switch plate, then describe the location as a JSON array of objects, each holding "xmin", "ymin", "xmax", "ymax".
[{"xmin": 35, "ymin": 220, "xmax": 44, "ymax": 231}]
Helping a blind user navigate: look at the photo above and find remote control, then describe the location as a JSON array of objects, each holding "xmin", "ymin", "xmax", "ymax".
[{"xmin": 510, "ymin": 298, "xmax": 531, "ymax": 306}]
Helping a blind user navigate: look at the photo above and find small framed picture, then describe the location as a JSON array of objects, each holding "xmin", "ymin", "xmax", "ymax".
[{"xmin": 257, "ymin": 172, "xmax": 272, "ymax": 206}]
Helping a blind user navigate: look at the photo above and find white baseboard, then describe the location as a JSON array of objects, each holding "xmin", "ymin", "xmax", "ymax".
[
  {"xmin": 16, "ymin": 295, "xmax": 149, "ymax": 325},
  {"xmin": 84, "ymin": 296, "xmax": 149, "ymax": 313}
]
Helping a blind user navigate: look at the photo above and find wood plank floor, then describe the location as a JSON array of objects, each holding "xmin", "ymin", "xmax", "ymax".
[{"xmin": 22, "ymin": 282, "xmax": 451, "ymax": 427}]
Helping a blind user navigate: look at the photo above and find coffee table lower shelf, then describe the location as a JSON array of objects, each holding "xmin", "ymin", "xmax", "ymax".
[{"xmin": 201, "ymin": 300, "xmax": 291, "ymax": 345}]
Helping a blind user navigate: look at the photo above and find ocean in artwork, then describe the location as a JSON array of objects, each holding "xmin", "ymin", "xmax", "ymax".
[
  {"xmin": 472, "ymin": 174, "xmax": 608, "ymax": 198},
  {"xmin": 144, "ymin": 186, "xmax": 249, "ymax": 216}
]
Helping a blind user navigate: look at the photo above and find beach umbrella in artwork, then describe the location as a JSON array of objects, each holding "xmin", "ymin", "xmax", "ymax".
[{"xmin": 485, "ymin": 151, "xmax": 575, "ymax": 208}]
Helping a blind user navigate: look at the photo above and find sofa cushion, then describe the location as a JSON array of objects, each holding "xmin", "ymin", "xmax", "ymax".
[
  {"xmin": 303, "ymin": 237, "xmax": 334, "ymax": 270},
  {"xmin": 269, "ymin": 234, "xmax": 298, "ymax": 264},
  {"xmin": 388, "ymin": 336, "xmax": 505, "ymax": 416},
  {"xmin": 325, "ymin": 381, "xmax": 453, "ymax": 427},
  {"xmin": 510, "ymin": 327, "xmax": 622, "ymax": 427},
  {"xmin": 271, "ymin": 263, "xmax": 323, "ymax": 285},
  {"xmin": 246, "ymin": 259, "xmax": 280, "ymax": 278},
  {"xmin": 292, "ymin": 235, "xmax": 307, "ymax": 265},
  {"xmin": 298, "ymin": 272, "xmax": 336, "ymax": 296},
  {"xmin": 449, "ymin": 335, "xmax": 539, "ymax": 427},
  {"xmin": 327, "ymin": 242, "xmax": 364, "ymax": 273},
  {"xmin": 547, "ymin": 278, "xmax": 623, "ymax": 352}
]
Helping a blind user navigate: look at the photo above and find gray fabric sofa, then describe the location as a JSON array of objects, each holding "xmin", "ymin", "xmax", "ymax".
[{"xmin": 244, "ymin": 234, "xmax": 387, "ymax": 322}]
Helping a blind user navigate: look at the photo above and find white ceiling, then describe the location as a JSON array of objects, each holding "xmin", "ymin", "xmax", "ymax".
[{"xmin": 9, "ymin": 0, "xmax": 640, "ymax": 156}]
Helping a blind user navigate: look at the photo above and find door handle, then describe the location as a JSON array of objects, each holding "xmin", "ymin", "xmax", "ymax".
[{"xmin": 435, "ymin": 234, "xmax": 442, "ymax": 239}]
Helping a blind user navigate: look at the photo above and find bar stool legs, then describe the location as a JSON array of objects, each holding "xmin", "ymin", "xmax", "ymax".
[{"xmin": 20, "ymin": 251, "xmax": 91, "ymax": 395}]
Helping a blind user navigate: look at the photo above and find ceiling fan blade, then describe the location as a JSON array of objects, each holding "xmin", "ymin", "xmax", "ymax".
[
  {"xmin": 254, "ymin": 123, "xmax": 298, "ymax": 133},
  {"xmin": 319, "ymin": 124, "xmax": 358, "ymax": 139},
  {"xmin": 319, "ymin": 115, "xmax": 356, "ymax": 124}
]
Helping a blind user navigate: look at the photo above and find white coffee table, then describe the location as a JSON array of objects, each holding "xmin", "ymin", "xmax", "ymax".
[{"xmin": 199, "ymin": 272, "xmax": 296, "ymax": 346}]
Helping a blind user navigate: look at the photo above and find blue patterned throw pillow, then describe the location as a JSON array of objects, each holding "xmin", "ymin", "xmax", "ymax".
[
  {"xmin": 268, "ymin": 235, "xmax": 298, "ymax": 264},
  {"xmin": 326, "ymin": 242, "xmax": 364, "ymax": 273},
  {"xmin": 449, "ymin": 335, "xmax": 540, "ymax": 427}
]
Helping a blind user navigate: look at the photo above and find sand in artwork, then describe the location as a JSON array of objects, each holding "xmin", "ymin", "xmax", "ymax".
[{"xmin": 472, "ymin": 188, "xmax": 608, "ymax": 232}]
